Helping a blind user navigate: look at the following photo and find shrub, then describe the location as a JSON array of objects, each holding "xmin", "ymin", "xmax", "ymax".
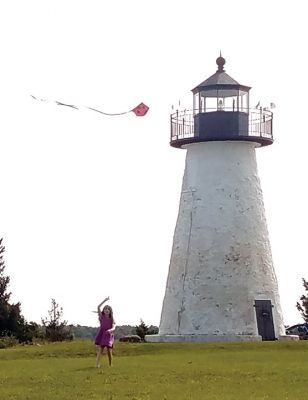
[{"xmin": 0, "ymin": 335, "xmax": 18, "ymax": 349}]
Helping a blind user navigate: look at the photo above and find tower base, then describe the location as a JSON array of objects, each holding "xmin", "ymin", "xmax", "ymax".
[
  {"xmin": 145, "ymin": 334, "xmax": 299, "ymax": 343},
  {"xmin": 145, "ymin": 334, "xmax": 262, "ymax": 343},
  {"xmin": 278, "ymin": 335, "xmax": 299, "ymax": 341}
]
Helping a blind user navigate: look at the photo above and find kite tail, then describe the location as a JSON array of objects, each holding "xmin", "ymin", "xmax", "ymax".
[{"xmin": 31, "ymin": 96, "xmax": 149, "ymax": 117}]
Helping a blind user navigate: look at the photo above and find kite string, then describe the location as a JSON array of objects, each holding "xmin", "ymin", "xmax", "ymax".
[{"xmin": 87, "ymin": 107, "xmax": 130, "ymax": 116}]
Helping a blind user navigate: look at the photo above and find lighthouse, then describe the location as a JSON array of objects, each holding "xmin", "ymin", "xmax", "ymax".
[{"xmin": 147, "ymin": 56, "xmax": 287, "ymax": 342}]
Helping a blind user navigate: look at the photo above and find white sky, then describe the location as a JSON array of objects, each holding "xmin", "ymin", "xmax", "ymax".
[{"xmin": 0, "ymin": 1, "xmax": 307, "ymax": 328}]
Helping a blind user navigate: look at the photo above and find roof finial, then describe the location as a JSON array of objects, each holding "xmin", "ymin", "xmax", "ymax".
[{"xmin": 216, "ymin": 52, "xmax": 225, "ymax": 72}]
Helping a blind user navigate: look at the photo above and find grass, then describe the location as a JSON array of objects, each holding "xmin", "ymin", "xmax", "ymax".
[{"xmin": 0, "ymin": 340, "xmax": 308, "ymax": 399}]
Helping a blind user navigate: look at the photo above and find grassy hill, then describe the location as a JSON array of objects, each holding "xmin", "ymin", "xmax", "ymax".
[{"xmin": 0, "ymin": 340, "xmax": 308, "ymax": 399}]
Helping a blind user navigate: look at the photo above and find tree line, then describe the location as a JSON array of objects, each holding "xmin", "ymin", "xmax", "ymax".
[{"xmin": 69, "ymin": 322, "xmax": 158, "ymax": 341}]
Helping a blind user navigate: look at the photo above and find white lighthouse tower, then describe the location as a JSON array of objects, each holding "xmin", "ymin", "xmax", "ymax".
[{"xmin": 148, "ymin": 56, "xmax": 287, "ymax": 342}]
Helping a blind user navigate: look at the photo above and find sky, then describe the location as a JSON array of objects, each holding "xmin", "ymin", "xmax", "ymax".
[{"xmin": 0, "ymin": 0, "xmax": 307, "ymax": 328}]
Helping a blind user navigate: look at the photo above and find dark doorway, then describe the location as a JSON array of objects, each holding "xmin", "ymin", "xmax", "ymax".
[{"xmin": 254, "ymin": 300, "xmax": 276, "ymax": 341}]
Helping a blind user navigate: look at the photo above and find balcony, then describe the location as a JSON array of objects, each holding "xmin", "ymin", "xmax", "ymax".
[{"xmin": 170, "ymin": 108, "xmax": 273, "ymax": 148}]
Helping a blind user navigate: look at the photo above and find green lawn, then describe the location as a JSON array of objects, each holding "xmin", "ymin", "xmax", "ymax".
[{"xmin": 0, "ymin": 340, "xmax": 307, "ymax": 399}]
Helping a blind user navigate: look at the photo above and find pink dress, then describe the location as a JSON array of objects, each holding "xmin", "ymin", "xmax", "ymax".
[{"xmin": 95, "ymin": 316, "xmax": 114, "ymax": 348}]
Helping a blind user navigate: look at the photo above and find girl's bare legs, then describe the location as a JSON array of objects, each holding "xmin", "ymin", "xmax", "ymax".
[
  {"xmin": 96, "ymin": 346, "xmax": 102, "ymax": 368},
  {"xmin": 107, "ymin": 348, "xmax": 113, "ymax": 366}
]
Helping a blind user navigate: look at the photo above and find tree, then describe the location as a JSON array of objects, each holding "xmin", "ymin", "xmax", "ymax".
[
  {"xmin": 296, "ymin": 278, "xmax": 308, "ymax": 322},
  {"xmin": 0, "ymin": 238, "xmax": 27, "ymax": 341},
  {"xmin": 135, "ymin": 319, "xmax": 149, "ymax": 341},
  {"xmin": 0, "ymin": 238, "xmax": 11, "ymax": 304},
  {"xmin": 41, "ymin": 298, "xmax": 73, "ymax": 341},
  {"xmin": 135, "ymin": 319, "xmax": 158, "ymax": 341}
]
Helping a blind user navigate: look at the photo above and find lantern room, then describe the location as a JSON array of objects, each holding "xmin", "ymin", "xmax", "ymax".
[
  {"xmin": 170, "ymin": 55, "xmax": 273, "ymax": 148},
  {"xmin": 193, "ymin": 55, "xmax": 250, "ymax": 114}
]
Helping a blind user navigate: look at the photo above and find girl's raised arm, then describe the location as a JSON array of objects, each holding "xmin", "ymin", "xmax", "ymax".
[{"xmin": 97, "ymin": 296, "xmax": 110, "ymax": 316}]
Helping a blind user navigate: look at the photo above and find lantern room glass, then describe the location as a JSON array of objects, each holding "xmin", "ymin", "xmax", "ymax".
[{"xmin": 193, "ymin": 90, "xmax": 249, "ymax": 115}]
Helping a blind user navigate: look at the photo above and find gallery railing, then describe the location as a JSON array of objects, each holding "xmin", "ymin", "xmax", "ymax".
[{"xmin": 170, "ymin": 108, "xmax": 273, "ymax": 144}]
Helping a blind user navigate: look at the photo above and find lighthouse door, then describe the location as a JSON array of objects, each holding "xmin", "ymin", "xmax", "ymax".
[{"xmin": 254, "ymin": 300, "xmax": 276, "ymax": 341}]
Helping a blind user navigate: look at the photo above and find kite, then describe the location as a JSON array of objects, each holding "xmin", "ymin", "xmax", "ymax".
[{"xmin": 31, "ymin": 95, "xmax": 149, "ymax": 117}]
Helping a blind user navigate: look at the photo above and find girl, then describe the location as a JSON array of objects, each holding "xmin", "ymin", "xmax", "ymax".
[{"xmin": 95, "ymin": 296, "xmax": 116, "ymax": 368}]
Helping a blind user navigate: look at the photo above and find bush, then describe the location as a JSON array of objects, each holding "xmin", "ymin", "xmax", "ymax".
[
  {"xmin": 16, "ymin": 321, "xmax": 45, "ymax": 343},
  {"xmin": 0, "ymin": 335, "xmax": 18, "ymax": 349}
]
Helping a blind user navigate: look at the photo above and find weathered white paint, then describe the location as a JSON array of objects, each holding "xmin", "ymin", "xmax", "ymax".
[{"xmin": 148, "ymin": 141, "xmax": 286, "ymax": 342}]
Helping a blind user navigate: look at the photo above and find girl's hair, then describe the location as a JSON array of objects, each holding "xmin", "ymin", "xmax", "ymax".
[{"xmin": 101, "ymin": 305, "xmax": 115, "ymax": 324}]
